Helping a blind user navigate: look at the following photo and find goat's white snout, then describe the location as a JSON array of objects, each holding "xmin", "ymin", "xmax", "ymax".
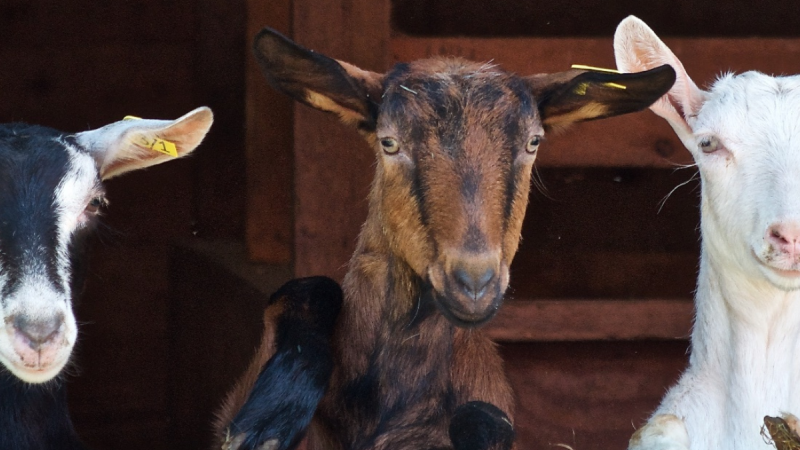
[
  {"xmin": 765, "ymin": 221, "xmax": 800, "ymax": 262},
  {"xmin": 7, "ymin": 312, "xmax": 67, "ymax": 369},
  {"xmin": 0, "ymin": 287, "xmax": 76, "ymax": 383},
  {"xmin": 753, "ymin": 173, "xmax": 800, "ymax": 278}
]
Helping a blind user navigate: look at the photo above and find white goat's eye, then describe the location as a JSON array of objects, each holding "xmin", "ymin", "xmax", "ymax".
[
  {"xmin": 526, "ymin": 136, "xmax": 542, "ymax": 154},
  {"xmin": 699, "ymin": 136, "xmax": 720, "ymax": 153},
  {"xmin": 380, "ymin": 137, "xmax": 399, "ymax": 155}
]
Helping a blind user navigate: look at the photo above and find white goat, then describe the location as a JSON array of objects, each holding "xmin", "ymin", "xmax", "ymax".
[{"xmin": 614, "ymin": 15, "xmax": 800, "ymax": 450}]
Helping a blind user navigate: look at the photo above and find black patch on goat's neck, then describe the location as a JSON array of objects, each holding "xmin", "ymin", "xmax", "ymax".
[{"xmin": 0, "ymin": 367, "xmax": 86, "ymax": 449}]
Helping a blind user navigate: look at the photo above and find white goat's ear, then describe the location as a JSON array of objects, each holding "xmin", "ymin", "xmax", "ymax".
[
  {"xmin": 75, "ymin": 107, "xmax": 213, "ymax": 180},
  {"xmin": 614, "ymin": 16, "xmax": 707, "ymax": 148}
]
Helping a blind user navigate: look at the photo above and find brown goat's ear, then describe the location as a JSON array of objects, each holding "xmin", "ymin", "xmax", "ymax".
[
  {"xmin": 526, "ymin": 65, "xmax": 676, "ymax": 132},
  {"xmin": 252, "ymin": 28, "xmax": 384, "ymax": 129}
]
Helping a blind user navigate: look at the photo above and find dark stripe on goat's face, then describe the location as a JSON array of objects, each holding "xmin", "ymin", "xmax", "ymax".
[
  {"xmin": 502, "ymin": 79, "xmax": 538, "ymax": 233},
  {"xmin": 0, "ymin": 125, "xmax": 72, "ymax": 298},
  {"xmin": 410, "ymin": 148, "xmax": 431, "ymax": 230}
]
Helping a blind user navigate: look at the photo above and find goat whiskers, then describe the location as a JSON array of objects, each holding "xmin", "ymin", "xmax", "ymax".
[{"xmin": 658, "ymin": 170, "xmax": 699, "ymax": 214}]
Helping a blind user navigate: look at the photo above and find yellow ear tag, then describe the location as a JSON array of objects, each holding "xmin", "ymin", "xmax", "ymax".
[
  {"xmin": 574, "ymin": 82, "xmax": 589, "ymax": 95},
  {"xmin": 602, "ymin": 82, "xmax": 627, "ymax": 90},
  {"xmin": 570, "ymin": 65, "xmax": 627, "ymax": 91},
  {"xmin": 122, "ymin": 115, "xmax": 178, "ymax": 157},
  {"xmin": 570, "ymin": 64, "xmax": 622, "ymax": 74},
  {"xmin": 137, "ymin": 135, "xmax": 178, "ymax": 157}
]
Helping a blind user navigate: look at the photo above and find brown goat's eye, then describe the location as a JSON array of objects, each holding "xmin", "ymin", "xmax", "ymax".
[
  {"xmin": 526, "ymin": 136, "xmax": 542, "ymax": 154},
  {"xmin": 380, "ymin": 137, "xmax": 399, "ymax": 155},
  {"xmin": 699, "ymin": 136, "xmax": 720, "ymax": 153}
]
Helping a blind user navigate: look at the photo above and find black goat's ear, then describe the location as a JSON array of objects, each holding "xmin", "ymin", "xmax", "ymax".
[
  {"xmin": 253, "ymin": 28, "xmax": 384, "ymax": 130},
  {"xmin": 75, "ymin": 107, "xmax": 213, "ymax": 180},
  {"xmin": 526, "ymin": 64, "xmax": 676, "ymax": 133}
]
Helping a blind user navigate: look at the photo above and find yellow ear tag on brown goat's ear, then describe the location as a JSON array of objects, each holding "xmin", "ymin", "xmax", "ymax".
[
  {"xmin": 570, "ymin": 64, "xmax": 621, "ymax": 74},
  {"xmin": 123, "ymin": 115, "xmax": 178, "ymax": 157},
  {"xmin": 569, "ymin": 65, "xmax": 627, "ymax": 92},
  {"xmin": 574, "ymin": 82, "xmax": 590, "ymax": 96}
]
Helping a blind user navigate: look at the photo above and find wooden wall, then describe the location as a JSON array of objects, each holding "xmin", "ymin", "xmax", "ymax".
[
  {"xmin": 1, "ymin": 2, "xmax": 246, "ymax": 448},
  {"xmin": 242, "ymin": 1, "xmax": 800, "ymax": 450},
  {"xmin": 5, "ymin": 1, "xmax": 800, "ymax": 449}
]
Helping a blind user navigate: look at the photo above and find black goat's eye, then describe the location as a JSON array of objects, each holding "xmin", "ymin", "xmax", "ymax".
[
  {"xmin": 526, "ymin": 136, "xmax": 542, "ymax": 154},
  {"xmin": 86, "ymin": 197, "xmax": 105, "ymax": 213},
  {"xmin": 699, "ymin": 136, "xmax": 720, "ymax": 153},
  {"xmin": 380, "ymin": 137, "xmax": 400, "ymax": 155}
]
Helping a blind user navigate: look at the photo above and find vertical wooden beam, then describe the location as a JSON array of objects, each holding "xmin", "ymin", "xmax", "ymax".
[
  {"xmin": 193, "ymin": 0, "xmax": 247, "ymax": 240},
  {"xmin": 245, "ymin": 0, "xmax": 295, "ymax": 263},
  {"xmin": 292, "ymin": 0, "xmax": 391, "ymax": 279}
]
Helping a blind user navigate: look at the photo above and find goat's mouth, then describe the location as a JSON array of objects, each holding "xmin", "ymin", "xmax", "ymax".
[
  {"xmin": 0, "ymin": 350, "xmax": 70, "ymax": 383},
  {"xmin": 422, "ymin": 279, "xmax": 504, "ymax": 328},
  {"xmin": 0, "ymin": 333, "xmax": 72, "ymax": 383},
  {"xmin": 424, "ymin": 258, "xmax": 509, "ymax": 328},
  {"xmin": 434, "ymin": 295, "xmax": 501, "ymax": 328},
  {"xmin": 752, "ymin": 249, "xmax": 800, "ymax": 290}
]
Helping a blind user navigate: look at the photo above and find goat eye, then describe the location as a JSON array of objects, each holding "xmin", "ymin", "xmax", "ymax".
[
  {"xmin": 699, "ymin": 136, "xmax": 720, "ymax": 153},
  {"xmin": 380, "ymin": 137, "xmax": 399, "ymax": 155},
  {"xmin": 526, "ymin": 136, "xmax": 542, "ymax": 154},
  {"xmin": 86, "ymin": 196, "xmax": 105, "ymax": 214}
]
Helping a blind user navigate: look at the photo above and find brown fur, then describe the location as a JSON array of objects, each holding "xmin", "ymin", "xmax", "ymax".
[{"xmin": 217, "ymin": 28, "xmax": 675, "ymax": 450}]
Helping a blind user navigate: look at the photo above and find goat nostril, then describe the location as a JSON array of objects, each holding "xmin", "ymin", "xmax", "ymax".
[
  {"xmin": 454, "ymin": 267, "xmax": 495, "ymax": 298},
  {"xmin": 771, "ymin": 228, "xmax": 788, "ymax": 244},
  {"xmin": 13, "ymin": 315, "xmax": 63, "ymax": 349}
]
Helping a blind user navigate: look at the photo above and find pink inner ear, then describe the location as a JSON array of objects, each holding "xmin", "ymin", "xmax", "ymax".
[{"xmin": 614, "ymin": 17, "xmax": 707, "ymax": 141}]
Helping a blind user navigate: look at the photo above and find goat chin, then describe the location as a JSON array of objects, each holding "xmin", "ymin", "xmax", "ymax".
[
  {"xmin": 0, "ymin": 358, "xmax": 69, "ymax": 385},
  {"xmin": 431, "ymin": 291, "xmax": 502, "ymax": 328}
]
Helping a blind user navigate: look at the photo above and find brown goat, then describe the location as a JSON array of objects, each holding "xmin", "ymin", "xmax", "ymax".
[{"xmin": 216, "ymin": 29, "xmax": 675, "ymax": 450}]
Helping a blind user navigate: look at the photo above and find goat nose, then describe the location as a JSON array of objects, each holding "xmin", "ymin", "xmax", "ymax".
[
  {"xmin": 453, "ymin": 265, "xmax": 496, "ymax": 299},
  {"xmin": 767, "ymin": 222, "xmax": 800, "ymax": 257},
  {"xmin": 12, "ymin": 314, "xmax": 63, "ymax": 350}
]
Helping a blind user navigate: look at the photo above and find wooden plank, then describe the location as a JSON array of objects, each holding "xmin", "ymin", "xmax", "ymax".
[
  {"xmin": 510, "ymin": 252, "xmax": 698, "ymax": 299},
  {"xmin": 244, "ymin": 0, "xmax": 294, "ymax": 263},
  {"xmin": 391, "ymin": 36, "xmax": 800, "ymax": 167},
  {"xmin": 192, "ymin": 0, "xmax": 247, "ymax": 240},
  {"xmin": 391, "ymin": 0, "xmax": 800, "ymax": 38},
  {"xmin": 485, "ymin": 298, "xmax": 694, "ymax": 342},
  {"xmin": 291, "ymin": 0, "xmax": 391, "ymax": 278},
  {"xmin": 0, "ymin": 45, "xmax": 194, "ymax": 128},
  {"xmin": 502, "ymin": 341, "xmax": 689, "ymax": 450},
  {"xmin": 0, "ymin": 1, "xmax": 196, "ymax": 48}
]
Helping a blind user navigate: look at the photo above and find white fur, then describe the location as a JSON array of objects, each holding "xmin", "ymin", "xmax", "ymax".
[{"xmin": 615, "ymin": 16, "xmax": 800, "ymax": 450}]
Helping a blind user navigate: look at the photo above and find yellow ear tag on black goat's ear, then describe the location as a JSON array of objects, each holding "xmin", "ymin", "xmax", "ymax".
[
  {"xmin": 123, "ymin": 115, "xmax": 178, "ymax": 157},
  {"xmin": 570, "ymin": 65, "xmax": 627, "ymax": 91},
  {"xmin": 138, "ymin": 135, "xmax": 178, "ymax": 157}
]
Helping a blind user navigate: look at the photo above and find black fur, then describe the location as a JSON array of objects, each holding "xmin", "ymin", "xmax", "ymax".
[
  {"xmin": 0, "ymin": 123, "xmax": 97, "ymax": 450},
  {"xmin": 227, "ymin": 277, "xmax": 343, "ymax": 450},
  {"xmin": 0, "ymin": 370, "xmax": 87, "ymax": 450}
]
